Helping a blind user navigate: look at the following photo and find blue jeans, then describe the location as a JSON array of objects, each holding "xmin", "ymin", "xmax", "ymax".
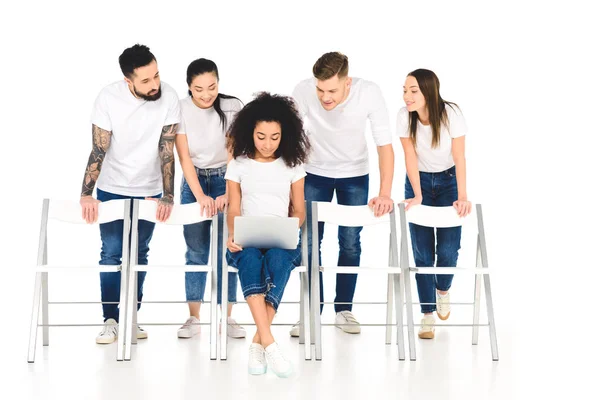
[
  {"xmin": 181, "ymin": 165, "xmax": 237, "ymax": 303},
  {"xmin": 305, "ymin": 173, "xmax": 369, "ymax": 313},
  {"xmin": 226, "ymin": 246, "xmax": 301, "ymax": 311},
  {"xmin": 97, "ymin": 188, "xmax": 160, "ymax": 322},
  {"xmin": 404, "ymin": 166, "xmax": 462, "ymax": 314}
]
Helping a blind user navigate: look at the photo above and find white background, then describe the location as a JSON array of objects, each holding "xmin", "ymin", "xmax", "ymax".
[{"xmin": 1, "ymin": 0, "xmax": 598, "ymax": 398}]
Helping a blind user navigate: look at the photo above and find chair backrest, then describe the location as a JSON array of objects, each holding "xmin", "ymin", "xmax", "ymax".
[
  {"xmin": 399, "ymin": 204, "xmax": 470, "ymax": 228},
  {"xmin": 135, "ymin": 200, "xmax": 214, "ymax": 225},
  {"xmin": 312, "ymin": 202, "xmax": 390, "ymax": 227},
  {"xmin": 37, "ymin": 198, "xmax": 131, "ymax": 267},
  {"xmin": 48, "ymin": 199, "xmax": 128, "ymax": 224},
  {"xmin": 310, "ymin": 202, "xmax": 399, "ymax": 269}
]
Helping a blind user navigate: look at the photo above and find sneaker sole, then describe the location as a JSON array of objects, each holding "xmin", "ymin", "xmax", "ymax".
[
  {"xmin": 137, "ymin": 333, "xmax": 148, "ymax": 340},
  {"xmin": 227, "ymin": 331, "xmax": 247, "ymax": 339},
  {"xmin": 436, "ymin": 311, "xmax": 450, "ymax": 321},
  {"xmin": 248, "ymin": 366, "xmax": 267, "ymax": 375},
  {"xmin": 269, "ymin": 366, "xmax": 293, "ymax": 378},
  {"xmin": 335, "ymin": 325, "xmax": 361, "ymax": 334},
  {"xmin": 289, "ymin": 331, "xmax": 300, "ymax": 338},
  {"xmin": 96, "ymin": 337, "xmax": 117, "ymax": 344},
  {"xmin": 177, "ymin": 331, "xmax": 199, "ymax": 339},
  {"xmin": 418, "ymin": 331, "xmax": 435, "ymax": 339}
]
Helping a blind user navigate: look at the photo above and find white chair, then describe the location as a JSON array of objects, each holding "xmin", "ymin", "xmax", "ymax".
[
  {"xmin": 27, "ymin": 198, "xmax": 131, "ymax": 362},
  {"xmin": 398, "ymin": 204, "xmax": 499, "ymax": 361},
  {"xmin": 124, "ymin": 199, "xmax": 219, "ymax": 360},
  {"xmin": 220, "ymin": 215, "xmax": 311, "ymax": 360},
  {"xmin": 310, "ymin": 202, "xmax": 405, "ymax": 361}
]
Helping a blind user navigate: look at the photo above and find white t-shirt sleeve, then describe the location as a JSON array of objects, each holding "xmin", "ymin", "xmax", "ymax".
[
  {"xmin": 447, "ymin": 105, "xmax": 467, "ymax": 138},
  {"xmin": 366, "ymin": 83, "xmax": 392, "ymax": 146},
  {"xmin": 164, "ymin": 89, "xmax": 182, "ymax": 127},
  {"xmin": 291, "ymin": 164, "xmax": 307, "ymax": 183},
  {"xmin": 90, "ymin": 91, "xmax": 112, "ymax": 132},
  {"xmin": 396, "ymin": 107, "xmax": 409, "ymax": 138},
  {"xmin": 176, "ymin": 100, "xmax": 186, "ymax": 134},
  {"xmin": 292, "ymin": 82, "xmax": 309, "ymax": 118},
  {"xmin": 224, "ymin": 159, "xmax": 241, "ymax": 183}
]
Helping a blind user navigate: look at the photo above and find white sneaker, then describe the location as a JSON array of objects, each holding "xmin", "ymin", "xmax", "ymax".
[
  {"xmin": 335, "ymin": 311, "xmax": 361, "ymax": 334},
  {"xmin": 418, "ymin": 315, "xmax": 436, "ymax": 339},
  {"xmin": 248, "ymin": 343, "xmax": 267, "ymax": 375},
  {"xmin": 227, "ymin": 317, "xmax": 246, "ymax": 338},
  {"xmin": 264, "ymin": 342, "xmax": 293, "ymax": 378},
  {"xmin": 136, "ymin": 325, "xmax": 148, "ymax": 340},
  {"xmin": 96, "ymin": 318, "xmax": 118, "ymax": 344},
  {"xmin": 177, "ymin": 316, "xmax": 201, "ymax": 338},
  {"xmin": 436, "ymin": 291, "xmax": 451, "ymax": 320},
  {"xmin": 289, "ymin": 321, "xmax": 300, "ymax": 337}
]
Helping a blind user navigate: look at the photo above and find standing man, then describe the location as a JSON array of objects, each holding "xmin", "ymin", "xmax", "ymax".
[
  {"xmin": 291, "ymin": 52, "xmax": 394, "ymax": 335},
  {"xmin": 79, "ymin": 44, "xmax": 181, "ymax": 344}
]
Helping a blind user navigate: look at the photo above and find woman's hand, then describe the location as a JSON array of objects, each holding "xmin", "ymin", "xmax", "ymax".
[
  {"xmin": 215, "ymin": 194, "xmax": 228, "ymax": 212},
  {"xmin": 197, "ymin": 194, "xmax": 217, "ymax": 217},
  {"xmin": 453, "ymin": 198, "xmax": 472, "ymax": 217},
  {"xmin": 402, "ymin": 195, "xmax": 423, "ymax": 211},
  {"xmin": 227, "ymin": 235, "xmax": 243, "ymax": 253}
]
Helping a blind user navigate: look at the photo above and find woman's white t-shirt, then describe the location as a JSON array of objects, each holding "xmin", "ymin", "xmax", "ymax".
[
  {"xmin": 225, "ymin": 156, "xmax": 306, "ymax": 218},
  {"xmin": 176, "ymin": 96, "xmax": 242, "ymax": 169},
  {"xmin": 396, "ymin": 105, "xmax": 467, "ymax": 173}
]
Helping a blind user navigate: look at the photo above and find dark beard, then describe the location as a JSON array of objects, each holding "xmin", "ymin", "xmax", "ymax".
[{"xmin": 135, "ymin": 85, "xmax": 162, "ymax": 101}]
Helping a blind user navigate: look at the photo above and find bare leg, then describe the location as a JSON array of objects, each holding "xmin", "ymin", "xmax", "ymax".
[
  {"xmin": 188, "ymin": 302, "xmax": 200, "ymax": 319},
  {"xmin": 247, "ymin": 295, "xmax": 276, "ymax": 347}
]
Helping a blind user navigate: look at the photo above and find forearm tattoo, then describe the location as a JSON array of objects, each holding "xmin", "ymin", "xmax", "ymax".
[
  {"xmin": 81, "ymin": 125, "xmax": 111, "ymax": 196},
  {"xmin": 158, "ymin": 124, "xmax": 177, "ymax": 204}
]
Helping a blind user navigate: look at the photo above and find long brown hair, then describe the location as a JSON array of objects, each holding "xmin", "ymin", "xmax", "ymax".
[{"xmin": 407, "ymin": 69, "xmax": 459, "ymax": 148}]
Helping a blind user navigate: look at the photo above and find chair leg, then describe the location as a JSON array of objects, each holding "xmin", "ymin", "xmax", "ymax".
[
  {"xmin": 219, "ymin": 269, "xmax": 229, "ymax": 360},
  {"xmin": 42, "ymin": 272, "xmax": 49, "ymax": 346},
  {"xmin": 117, "ymin": 264, "xmax": 129, "ymax": 361},
  {"xmin": 132, "ymin": 274, "xmax": 138, "ymax": 345},
  {"xmin": 404, "ymin": 271, "xmax": 417, "ymax": 361},
  {"xmin": 210, "ymin": 266, "xmax": 218, "ymax": 361},
  {"xmin": 484, "ymin": 274, "xmax": 499, "ymax": 361},
  {"xmin": 299, "ymin": 274, "xmax": 305, "ymax": 345},
  {"xmin": 311, "ymin": 270, "xmax": 322, "ymax": 360},
  {"xmin": 393, "ymin": 273, "xmax": 406, "ymax": 360},
  {"xmin": 124, "ymin": 268, "xmax": 137, "ymax": 361},
  {"xmin": 27, "ymin": 272, "xmax": 43, "ymax": 363},
  {"xmin": 472, "ymin": 274, "xmax": 482, "ymax": 345},
  {"xmin": 385, "ymin": 274, "xmax": 393, "ymax": 345},
  {"xmin": 301, "ymin": 271, "xmax": 311, "ymax": 360}
]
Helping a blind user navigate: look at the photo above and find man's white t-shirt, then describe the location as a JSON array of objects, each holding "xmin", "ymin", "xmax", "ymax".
[
  {"xmin": 292, "ymin": 77, "xmax": 392, "ymax": 179},
  {"xmin": 91, "ymin": 80, "xmax": 181, "ymax": 196},
  {"xmin": 225, "ymin": 156, "xmax": 306, "ymax": 218},
  {"xmin": 396, "ymin": 105, "xmax": 467, "ymax": 173},
  {"xmin": 176, "ymin": 96, "xmax": 242, "ymax": 169}
]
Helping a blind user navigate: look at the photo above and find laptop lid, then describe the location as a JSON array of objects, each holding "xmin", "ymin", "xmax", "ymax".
[{"xmin": 234, "ymin": 216, "xmax": 299, "ymax": 250}]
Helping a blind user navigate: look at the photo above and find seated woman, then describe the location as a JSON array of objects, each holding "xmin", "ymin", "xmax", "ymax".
[{"xmin": 225, "ymin": 92, "xmax": 310, "ymax": 378}]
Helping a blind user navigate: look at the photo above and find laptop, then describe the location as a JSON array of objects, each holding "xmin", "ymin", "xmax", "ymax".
[{"xmin": 234, "ymin": 216, "xmax": 300, "ymax": 250}]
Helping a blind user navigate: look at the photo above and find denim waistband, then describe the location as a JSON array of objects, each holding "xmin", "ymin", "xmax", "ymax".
[
  {"xmin": 195, "ymin": 165, "xmax": 227, "ymax": 177},
  {"xmin": 418, "ymin": 165, "xmax": 456, "ymax": 176}
]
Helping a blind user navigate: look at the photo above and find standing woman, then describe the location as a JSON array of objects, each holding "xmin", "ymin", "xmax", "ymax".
[
  {"xmin": 397, "ymin": 69, "xmax": 471, "ymax": 339},
  {"xmin": 175, "ymin": 58, "xmax": 246, "ymax": 339}
]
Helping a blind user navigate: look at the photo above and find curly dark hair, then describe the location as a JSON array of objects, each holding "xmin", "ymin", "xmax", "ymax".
[{"xmin": 227, "ymin": 92, "xmax": 311, "ymax": 167}]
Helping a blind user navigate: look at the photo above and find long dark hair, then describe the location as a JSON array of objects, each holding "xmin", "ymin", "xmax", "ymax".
[
  {"xmin": 227, "ymin": 92, "xmax": 311, "ymax": 167},
  {"xmin": 407, "ymin": 69, "xmax": 459, "ymax": 148},
  {"xmin": 186, "ymin": 58, "xmax": 242, "ymax": 131}
]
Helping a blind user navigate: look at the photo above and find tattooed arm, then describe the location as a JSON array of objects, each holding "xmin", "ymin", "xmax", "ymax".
[
  {"xmin": 155, "ymin": 123, "xmax": 178, "ymax": 221},
  {"xmin": 80, "ymin": 124, "xmax": 111, "ymax": 223}
]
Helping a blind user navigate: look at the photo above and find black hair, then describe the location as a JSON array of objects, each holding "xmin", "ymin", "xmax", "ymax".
[
  {"xmin": 186, "ymin": 58, "xmax": 242, "ymax": 131},
  {"xmin": 227, "ymin": 92, "xmax": 311, "ymax": 167},
  {"xmin": 118, "ymin": 44, "xmax": 156, "ymax": 79}
]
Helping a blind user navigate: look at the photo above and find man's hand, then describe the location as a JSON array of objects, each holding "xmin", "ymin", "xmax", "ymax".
[
  {"xmin": 80, "ymin": 195, "xmax": 101, "ymax": 224},
  {"xmin": 146, "ymin": 196, "xmax": 174, "ymax": 222}
]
